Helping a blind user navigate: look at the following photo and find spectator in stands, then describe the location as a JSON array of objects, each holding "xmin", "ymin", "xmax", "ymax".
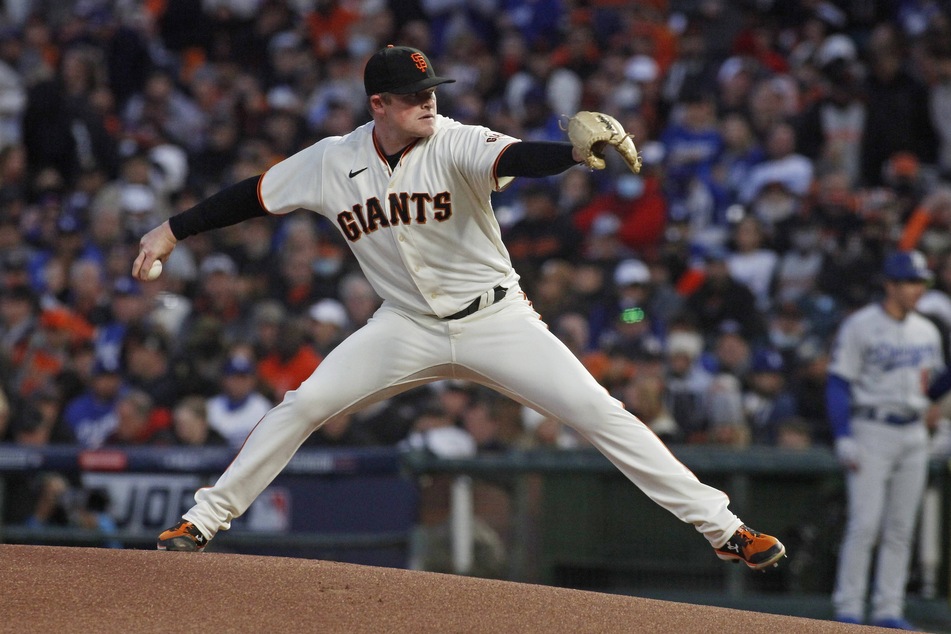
[
  {"xmin": 706, "ymin": 322, "xmax": 754, "ymax": 378},
  {"xmin": 248, "ymin": 299, "xmax": 286, "ymax": 361},
  {"xmin": 14, "ymin": 383, "xmax": 72, "ymax": 445},
  {"xmin": 62, "ymin": 355, "xmax": 125, "ymax": 449},
  {"xmin": 660, "ymin": 18, "xmax": 718, "ymax": 111},
  {"xmin": 183, "ymin": 252, "xmax": 250, "ymax": 346},
  {"xmin": 790, "ymin": 337, "xmax": 834, "ymax": 446},
  {"xmin": 95, "ymin": 276, "xmax": 149, "ymax": 368},
  {"xmin": 93, "ymin": 153, "xmax": 171, "ymax": 242},
  {"xmin": 274, "ymin": 245, "xmax": 326, "ymax": 314},
  {"xmin": 928, "ymin": 36, "xmax": 951, "ymax": 179},
  {"xmin": 577, "ymin": 216, "xmax": 634, "ymax": 284},
  {"xmin": 207, "ymin": 353, "xmax": 272, "ymax": 449},
  {"xmin": 172, "ymin": 395, "xmax": 228, "ymax": 446},
  {"xmin": 524, "ymin": 259, "xmax": 575, "ymax": 323},
  {"xmin": 861, "ymin": 25, "xmax": 937, "ymax": 186},
  {"xmin": 741, "ymin": 122, "xmax": 814, "ymax": 223},
  {"xmin": 796, "ymin": 52, "xmax": 866, "ymax": 185},
  {"xmin": 573, "ymin": 167, "xmax": 668, "ymax": 259},
  {"xmin": 773, "ymin": 219, "xmax": 826, "ymax": 306},
  {"xmin": 257, "ymin": 316, "xmax": 321, "ymax": 401},
  {"xmin": 21, "ymin": 45, "xmax": 117, "ymax": 186},
  {"xmin": 765, "ymin": 301, "xmax": 811, "ymax": 369},
  {"xmin": 716, "ymin": 55, "xmax": 758, "ymax": 115},
  {"xmin": 556, "ymin": 161, "xmax": 595, "ymax": 217},
  {"xmin": 120, "ymin": 326, "xmax": 189, "ymax": 444},
  {"xmin": 663, "ymin": 329, "xmax": 712, "ymax": 444},
  {"xmin": 66, "ymin": 258, "xmax": 111, "ymax": 326},
  {"xmin": 0, "ymin": 283, "xmax": 37, "ymax": 371},
  {"xmin": 743, "ymin": 348, "xmax": 799, "ymax": 445},
  {"xmin": 726, "ymin": 215, "xmax": 778, "ymax": 311},
  {"xmin": 598, "ymin": 299, "xmax": 663, "ymax": 393},
  {"xmin": 660, "ymin": 88, "xmax": 723, "ymax": 224},
  {"xmin": 504, "ymin": 182, "xmax": 581, "ymax": 289},
  {"xmin": 461, "ymin": 391, "xmax": 515, "ymax": 454},
  {"xmin": 105, "ymin": 388, "xmax": 172, "ymax": 446},
  {"xmin": 610, "ymin": 257, "xmax": 682, "ymax": 339},
  {"xmin": 551, "ymin": 311, "xmax": 610, "ymax": 386},
  {"xmin": 622, "ymin": 373, "xmax": 680, "ymax": 443},
  {"xmin": 16, "ymin": 304, "xmax": 94, "ymax": 398},
  {"xmin": 307, "ymin": 298, "xmax": 348, "ymax": 357},
  {"xmin": 714, "ymin": 111, "xmax": 765, "ymax": 206},
  {"xmin": 706, "ymin": 373, "xmax": 750, "ymax": 447},
  {"xmin": 1, "ymin": 247, "xmax": 31, "ymax": 292},
  {"xmin": 122, "ymin": 68, "xmax": 207, "ymax": 153},
  {"xmin": 684, "ymin": 248, "xmax": 764, "ymax": 343},
  {"xmin": 221, "ymin": 215, "xmax": 279, "ymax": 299}
]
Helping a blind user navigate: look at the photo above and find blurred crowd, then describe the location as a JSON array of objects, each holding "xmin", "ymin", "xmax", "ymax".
[{"xmin": 2, "ymin": 0, "xmax": 951, "ymax": 493}]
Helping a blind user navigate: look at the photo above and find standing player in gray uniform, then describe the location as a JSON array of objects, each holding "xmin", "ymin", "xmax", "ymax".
[
  {"xmin": 827, "ymin": 250, "xmax": 949, "ymax": 629},
  {"xmin": 134, "ymin": 45, "xmax": 784, "ymax": 570}
]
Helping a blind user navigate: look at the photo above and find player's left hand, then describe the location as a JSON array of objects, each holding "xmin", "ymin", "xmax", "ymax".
[
  {"xmin": 925, "ymin": 403, "xmax": 944, "ymax": 432},
  {"xmin": 564, "ymin": 111, "xmax": 643, "ymax": 174}
]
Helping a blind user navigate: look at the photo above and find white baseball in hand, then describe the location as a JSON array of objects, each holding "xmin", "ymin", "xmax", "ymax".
[{"xmin": 144, "ymin": 260, "xmax": 163, "ymax": 281}]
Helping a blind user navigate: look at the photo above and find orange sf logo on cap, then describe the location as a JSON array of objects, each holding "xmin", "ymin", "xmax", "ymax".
[{"xmin": 411, "ymin": 52, "xmax": 427, "ymax": 72}]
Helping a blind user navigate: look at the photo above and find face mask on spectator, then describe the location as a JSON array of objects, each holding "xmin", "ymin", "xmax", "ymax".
[
  {"xmin": 753, "ymin": 192, "xmax": 797, "ymax": 224},
  {"xmin": 616, "ymin": 174, "xmax": 645, "ymax": 200}
]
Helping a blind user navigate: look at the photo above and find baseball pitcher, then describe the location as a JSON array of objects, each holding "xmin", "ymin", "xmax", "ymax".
[{"xmin": 134, "ymin": 45, "xmax": 784, "ymax": 570}]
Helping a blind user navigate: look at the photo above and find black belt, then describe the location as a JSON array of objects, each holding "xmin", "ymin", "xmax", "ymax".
[
  {"xmin": 445, "ymin": 285, "xmax": 507, "ymax": 320},
  {"xmin": 853, "ymin": 407, "xmax": 920, "ymax": 426}
]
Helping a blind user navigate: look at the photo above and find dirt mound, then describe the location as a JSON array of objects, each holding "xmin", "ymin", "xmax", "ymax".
[{"xmin": 1, "ymin": 545, "xmax": 885, "ymax": 633}]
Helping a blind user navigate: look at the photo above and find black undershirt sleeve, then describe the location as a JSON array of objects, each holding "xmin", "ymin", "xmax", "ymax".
[
  {"xmin": 495, "ymin": 141, "xmax": 581, "ymax": 178},
  {"xmin": 168, "ymin": 176, "xmax": 268, "ymax": 240},
  {"xmin": 168, "ymin": 145, "xmax": 576, "ymax": 240}
]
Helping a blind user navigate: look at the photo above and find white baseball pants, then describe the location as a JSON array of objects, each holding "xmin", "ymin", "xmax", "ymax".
[{"xmin": 184, "ymin": 289, "xmax": 742, "ymax": 547}]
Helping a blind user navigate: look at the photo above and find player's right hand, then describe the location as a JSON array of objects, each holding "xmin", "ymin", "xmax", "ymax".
[
  {"xmin": 834, "ymin": 437, "xmax": 860, "ymax": 471},
  {"xmin": 132, "ymin": 221, "xmax": 178, "ymax": 281}
]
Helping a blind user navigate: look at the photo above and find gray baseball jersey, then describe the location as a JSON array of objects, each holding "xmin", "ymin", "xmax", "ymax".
[
  {"xmin": 830, "ymin": 302, "xmax": 943, "ymax": 621},
  {"xmin": 829, "ymin": 303, "xmax": 944, "ymax": 414}
]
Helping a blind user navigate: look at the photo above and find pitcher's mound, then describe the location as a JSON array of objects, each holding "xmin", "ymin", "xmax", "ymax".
[{"xmin": 1, "ymin": 545, "xmax": 883, "ymax": 633}]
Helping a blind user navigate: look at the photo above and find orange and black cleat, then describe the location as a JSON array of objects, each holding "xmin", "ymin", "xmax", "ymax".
[
  {"xmin": 714, "ymin": 525, "xmax": 786, "ymax": 570},
  {"xmin": 157, "ymin": 520, "xmax": 209, "ymax": 552}
]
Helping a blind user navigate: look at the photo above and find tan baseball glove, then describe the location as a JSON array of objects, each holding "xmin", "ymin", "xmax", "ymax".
[{"xmin": 565, "ymin": 111, "xmax": 643, "ymax": 173}]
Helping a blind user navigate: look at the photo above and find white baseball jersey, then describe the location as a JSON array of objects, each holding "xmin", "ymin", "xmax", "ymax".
[
  {"xmin": 259, "ymin": 115, "xmax": 520, "ymax": 318},
  {"xmin": 829, "ymin": 303, "xmax": 944, "ymax": 413}
]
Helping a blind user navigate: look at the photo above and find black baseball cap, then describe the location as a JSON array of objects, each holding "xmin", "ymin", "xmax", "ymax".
[{"xmin": 364, "ymin": 45, "xmax": 455, "ymax": 96}]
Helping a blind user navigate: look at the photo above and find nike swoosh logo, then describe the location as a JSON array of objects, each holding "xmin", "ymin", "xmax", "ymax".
[{"xmin": 349, "ymin": 167, "xmax": 368, "ymax": 178}]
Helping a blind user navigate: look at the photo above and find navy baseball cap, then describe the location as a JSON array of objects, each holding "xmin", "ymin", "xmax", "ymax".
[
  {"xmin": 364, "ymin": 45, "xmax": 455, "ymax": 96},
  {"xmin": 883, "ymin": 250, "xmax": 933, "ymax": 282},
  {"xmin": 222, "ymin": 355, "xmax": 255, "ymax": 376},
  {"xmin": 92, "ymin": 356, "xmax": 122, "ymax": 375},
  {"xmin": 751, "ymin": 348, "xmax": 785, "ymax": 373}
]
